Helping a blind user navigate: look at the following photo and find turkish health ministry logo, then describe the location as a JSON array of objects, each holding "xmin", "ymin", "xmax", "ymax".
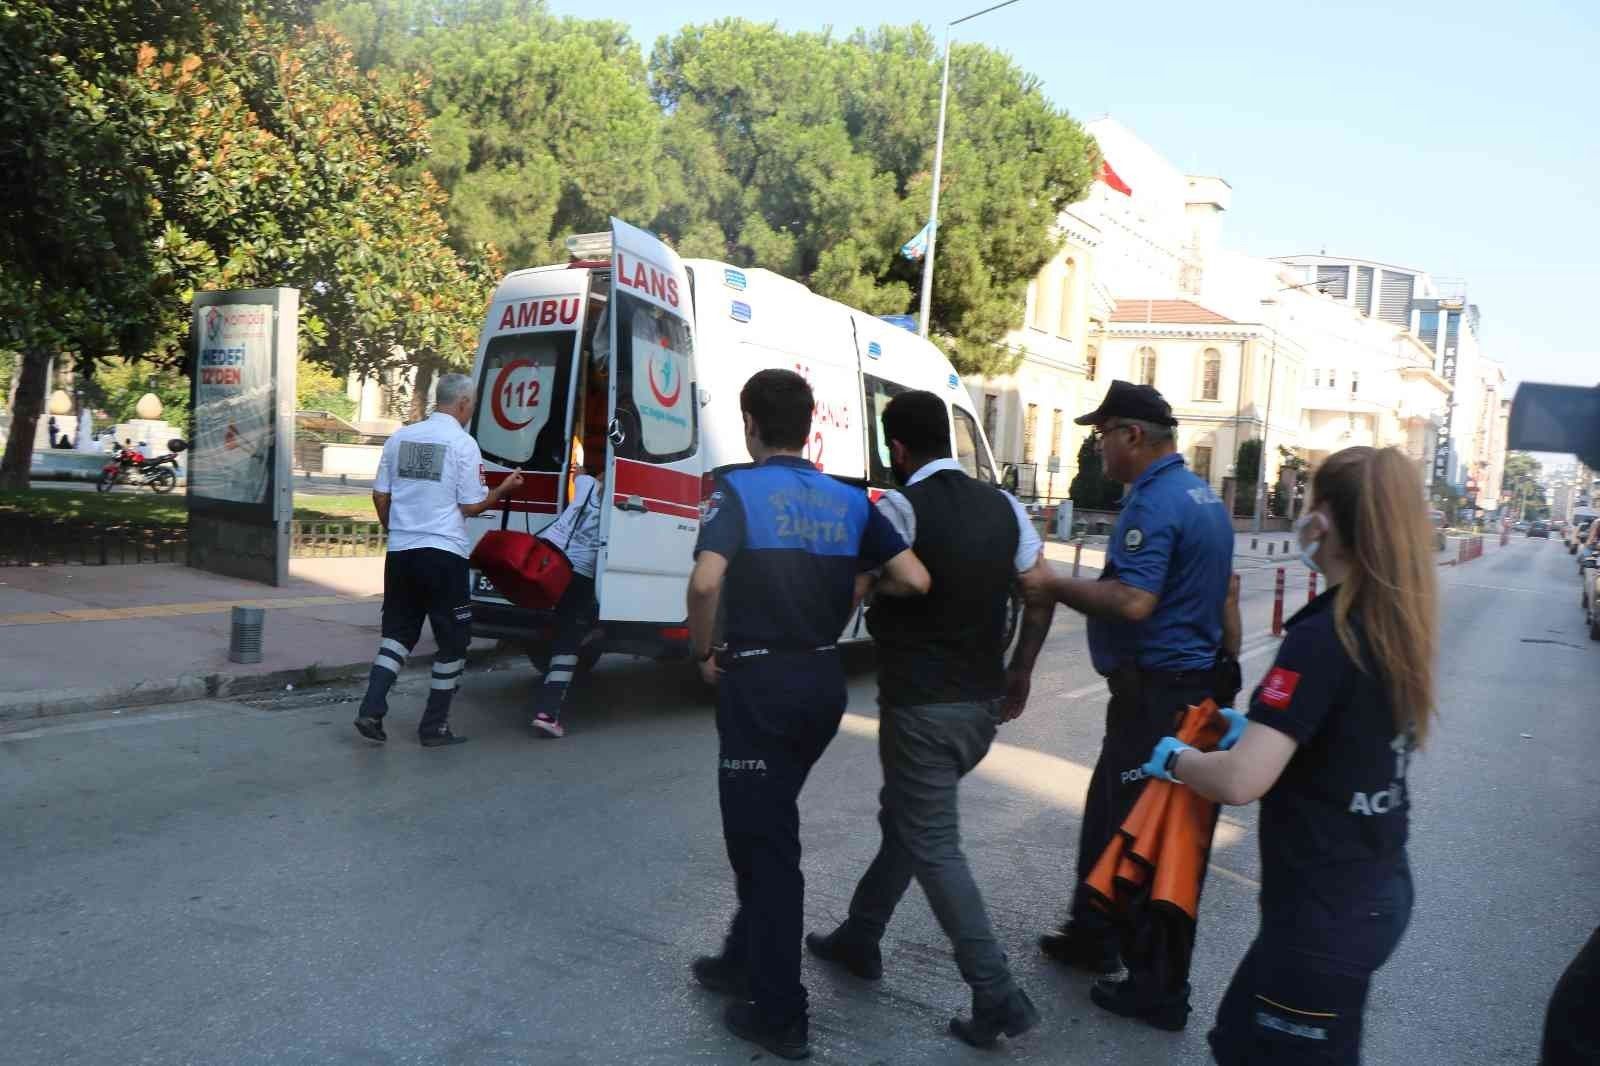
[{"xmin": 648, "ymin": 353, "xmax": 681, "ymax": 408}]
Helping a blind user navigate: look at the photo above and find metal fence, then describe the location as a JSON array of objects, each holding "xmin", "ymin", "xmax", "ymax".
[
  {"xmin": 1, "ymin": 519, "xmax": 386, "ymax": 566},
  {"xmin": 288, "ymin": 520, "xmax": 386, "ymax": 558},
  {"xmin": 0, "ymin": 519, "xmax": 188, "ymax": 567}
]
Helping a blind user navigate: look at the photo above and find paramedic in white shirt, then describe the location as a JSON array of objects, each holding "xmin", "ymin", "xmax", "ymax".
[
  {"xmin": 529, "ymin": 442, "xmax": 603, "ymax": 739},
  {"xmin": 354, "ymin": 373, "xmax": 523, "ymax": 748}
]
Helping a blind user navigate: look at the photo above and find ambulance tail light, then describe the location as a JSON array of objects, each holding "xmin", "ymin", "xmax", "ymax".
[{"xmin": 659, "ymin": 626, "xmax": 690, "ymax": 643}]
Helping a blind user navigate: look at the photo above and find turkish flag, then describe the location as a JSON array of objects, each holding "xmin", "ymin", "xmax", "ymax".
[{"xmin": 1099, "ymin": 160, "xmax": 1133, "ymax": 196}]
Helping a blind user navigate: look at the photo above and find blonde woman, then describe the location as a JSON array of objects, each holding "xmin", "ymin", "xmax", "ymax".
[{"xmin": 1142, "ymin": 446, "xmax": 1438, "ymax": 1064}]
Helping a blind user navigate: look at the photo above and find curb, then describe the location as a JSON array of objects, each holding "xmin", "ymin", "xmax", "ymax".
[{"xmin": 0, "ymin": 643, "xmax": 514, "ymax": 724}]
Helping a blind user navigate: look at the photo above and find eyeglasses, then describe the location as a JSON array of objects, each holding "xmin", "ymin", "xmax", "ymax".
[{"xmin": 1090, "ymin": 422, "xmax": 1137, "ymax": 449}]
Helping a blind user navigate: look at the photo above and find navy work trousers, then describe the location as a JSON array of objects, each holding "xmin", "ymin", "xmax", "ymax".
[
  {"xmin": 1070, "ymin": 669, "xmax": 1218, "ymax": 995},
  {"xmin": 715, "ymin": 648, "xmax": 847, "ymax": 1028},
  {"xmin": 1209, "ymin": 863, "xmax": 1414, "ymax": 1065},
  {"xmin": 360, "ymin": 547, "xmax": 471, "ymax": 737}
]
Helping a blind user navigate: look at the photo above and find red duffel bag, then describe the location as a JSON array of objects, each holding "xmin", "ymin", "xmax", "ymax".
[{"xmin": 468, "ymin": 481, "xmax": 595, "ymax": 610}]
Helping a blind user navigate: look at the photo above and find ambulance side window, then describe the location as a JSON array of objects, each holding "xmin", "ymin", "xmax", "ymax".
[
  {"xmin": 864, "ymin": 374, "xmax": 909, "ymax": 488},
  {"xmin": 613, "ymin": 289, "xmax": 696, "ymax": 463},
  {"xmin": 953, "ymin": 407, "xmax": 996, "ymax": 484}
]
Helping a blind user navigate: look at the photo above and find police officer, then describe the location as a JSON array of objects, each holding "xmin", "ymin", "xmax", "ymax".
[
  {"xmin": 1141, "ymin": 446, "xmax": 1434, "ymax": 1064},
  {"xmin": 804, "ymin": 390, "xmax": 1055, "ymax": 1048},
  {"xmin": 686, "ymin": 368, "xmax": 928, "ymax": 1061},
  {"xmin": 354, "ymin": 373, "xmax": 523, "ymax": 748},
  {"xmin": 1034, "ymin": 379, "xmax": 1234, "ymax": 1029}
]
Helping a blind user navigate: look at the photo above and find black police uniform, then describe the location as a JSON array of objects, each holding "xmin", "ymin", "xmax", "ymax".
[
  {"xmin": 1062, "ymin": 450, "xmax": 1233, "ymax": 1010},
  {"xmin": 1209, "ymin": 589, "xmax": 1415, "ymax": 1065},
  {"xmin": 695, "ymin": 455, "xmax": 906, "ymax": 1029}
]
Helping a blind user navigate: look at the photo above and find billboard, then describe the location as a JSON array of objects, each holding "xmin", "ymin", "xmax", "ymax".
[{"xmin": 188, "ymin": 289, "xmax": 298, "ymax": 585}]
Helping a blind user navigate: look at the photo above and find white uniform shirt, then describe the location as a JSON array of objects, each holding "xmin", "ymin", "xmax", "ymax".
[
  {"xmin": 875, "ymin": 458, "xmax": 1042, "ymax": 574},
  {"xmin": 538, "ymin": 473, "xmax": 603, "ymax": 579},
  {"xmin": 374, "ymin": 412, "xmax": 488, "ymax": 558}
]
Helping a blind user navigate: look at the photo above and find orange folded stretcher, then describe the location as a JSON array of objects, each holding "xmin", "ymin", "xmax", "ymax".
[{"xmin": 1083, "ymin": 699, "xmax": 1228, "ymax": 985}]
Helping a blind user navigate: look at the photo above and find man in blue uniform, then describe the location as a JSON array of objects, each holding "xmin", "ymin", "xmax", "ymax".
[
  {"xmin": 1033, "ymin": 379, "xmax": 1235, "ymax": 1030},
  {"xmin": 686, "ymin": 368, "xmax": 928, "ymax": 1061}
]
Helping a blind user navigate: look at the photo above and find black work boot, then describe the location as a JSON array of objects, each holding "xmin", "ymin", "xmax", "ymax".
[
  {"xmin": 690, "ymin": 952, "xmax": 749, "ymax": 997},
  {"xmin": 1090, "ymin": 975, "xmax": 1191, "ymax": 1031},
  {"xmin": 353, "ymin": 716, "xmax": 387, "ymax": 743},
  {"xmin": 1039, "ymin": 923, "xmax": 1122, "ymax": 975},
  {"xmin": 805, "ymin": 923, "xmax": 883, "ymax": 980},
  {"xmin": 723, "ymin": 1000, "xmax": 810, "ymax": 1060},
  {"xmin": 419, "ymin": 726, "xmax": 468, "ymax": 748},
  {"xmin": 950, "ymin": 986, "xmax": 1040, "ymax": 1048}
]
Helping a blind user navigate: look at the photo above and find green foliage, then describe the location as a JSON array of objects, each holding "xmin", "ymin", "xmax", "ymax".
[
  {"xmin": 1068, "ymin": 434, "xmax": 1122, "ymax": 510},
  {"xmin": 1500, "ymin": 452, "xmax": 1547, "ymax": 519},
  {"xmin": 1233, "ymin": 438, "xmax": 1263, "ymax": 517},
  {"xmin": 296, "ymin": 361, "xmax": 357, "ymax": 422},
  {"xmin": 649, "ymin": 21, "xmax": 1099, "ymax": 375},
  {"xmin": 85, "ymin": 359, "xmax": 193, "ymax": 431}
]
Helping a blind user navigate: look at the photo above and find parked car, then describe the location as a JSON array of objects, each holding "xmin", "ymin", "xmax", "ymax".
[{"xmin": 1527, "ymin": 521, "xmax": 1551, "ymax": 539}]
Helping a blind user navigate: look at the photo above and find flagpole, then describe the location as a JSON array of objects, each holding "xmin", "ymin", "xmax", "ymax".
[
  {"xmin": 917, "ymin": 25, "xmax": 952, "ymax": 340},
  {"xmin": 916, "ymin": 0, "xmax": 1024, "ymax": 341}
]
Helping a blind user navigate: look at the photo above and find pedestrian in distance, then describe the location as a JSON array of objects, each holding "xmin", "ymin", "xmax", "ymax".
[
  {"xmin": 805, "ymin": 390, "xmax": 1056, "ymax": 1048},
  {"xmin": 686, "ymin": 368, "xmax": 929, "ymax": 1061},
  {"xmin": 529, "ymin": 438, "xmax": 603, "ymax": 740},
  {"xmin": 1032, "ymin": 379, "xmax": 1235, "ymax": 1030},
  {"xmin": 354, "ymin": 373, "xmax": 525, "ymax": 748},
  {"xmin": 1141, "ymin": 445, "xmax": 1437, "ymax": 1065}
]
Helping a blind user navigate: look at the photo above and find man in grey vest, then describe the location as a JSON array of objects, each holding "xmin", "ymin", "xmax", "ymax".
[{"xmin": 805, "ymin": 390, "xmax": 1057, "ymax": 1048}]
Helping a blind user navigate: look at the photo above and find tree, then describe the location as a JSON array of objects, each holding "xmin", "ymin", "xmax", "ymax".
[
  {"xmin": 648, "ymin": 21, "xmax": 1099, "ymax": 375},
  {"xmin": 84, "ymin": 359, "xmax": 193, "ymax": 433},
  {"xmin": 323, "ymin": 0, "xmax": 665, "ymax": 268},
  {"xmin": 1068, "ymin": 435, "xmax": 1122, "ymax": 510},
  {"xmin": 1233, "ymin": 438, "xmax": 1262, "ymax": 517},
  {"xmin": 1501, "ymin": 452, "xmax": 1546, "ymax": 521},
  {"xmin": 0, "ymin": 2, "xmax": 488, "ymax": 487}
]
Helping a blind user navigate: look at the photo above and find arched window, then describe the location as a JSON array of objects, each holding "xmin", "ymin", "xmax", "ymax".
[
  {"xmin": 1137, "ymin": 346, "xmax": 1158, "ymax": 387},
  {"xmin": 1200, "ymin": 348, "xmax": 1221, "ymax": 401},
  {"xmin": 1085, "ymin": 345, "xmax": 1099, "ymax": 382}
]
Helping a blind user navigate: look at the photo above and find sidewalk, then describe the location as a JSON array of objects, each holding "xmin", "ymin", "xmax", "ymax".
[{"xmin": 0, "ymin": 557, "xmax": 499, "ymax": 721}]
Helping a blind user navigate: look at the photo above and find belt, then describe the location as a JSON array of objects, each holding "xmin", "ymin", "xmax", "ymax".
[
  {"xmin": 1109, "ymin": 663, "xmax": 1221, "ymax": 689},
  {"xmin": 723, "ymin": 643, "xmax": 837, "ymax": 661}
]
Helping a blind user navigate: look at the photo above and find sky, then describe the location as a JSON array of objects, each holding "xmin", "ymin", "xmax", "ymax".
[{"xmin": 552, "ymin": 0, "xmax": 1598, "ymax": 392}]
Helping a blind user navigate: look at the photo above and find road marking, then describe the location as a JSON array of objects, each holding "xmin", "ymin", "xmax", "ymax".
[
  {"xmin": 0, "ymin": 594, "xmax": 377, "ymax": 627},
  {"xmin": 1453, "ymin": 582, "xmax": 1545, "ymax": 595},
  {"xmin": 836, "ymin": 713, "xmax": 1259, "ymax": 890}
]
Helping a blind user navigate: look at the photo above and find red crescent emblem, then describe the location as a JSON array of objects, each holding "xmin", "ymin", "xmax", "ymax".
[
  {"xmin": 491, "ymin": 360, "xmax": 538, "ymax": 431},
  {"xmin": 648, "ymin": 355, "xmax": 681, "ymax": 408}
]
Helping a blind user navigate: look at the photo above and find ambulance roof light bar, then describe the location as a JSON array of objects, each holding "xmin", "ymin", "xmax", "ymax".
[{"xmin": 565, "ymin": 232, "xmax": 612, "ymax": 260}]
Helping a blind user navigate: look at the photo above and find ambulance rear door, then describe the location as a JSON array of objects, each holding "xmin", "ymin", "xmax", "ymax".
[
  {"xmin": 466, "ymin": 268, "xmax": 589, "ymax": 603},
  {"xmin": 597, "ymin": 219, "xmax": 701, "ymax": 624}
]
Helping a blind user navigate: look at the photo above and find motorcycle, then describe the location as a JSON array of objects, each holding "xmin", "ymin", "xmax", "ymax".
[{"xmin": 98, "ymin": 439, "xmax": 187, "ymax": 494}]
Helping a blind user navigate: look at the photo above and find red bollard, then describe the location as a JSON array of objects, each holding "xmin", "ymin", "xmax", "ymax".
[
  {"xmin": 1073, "ymin": 540, "xmax": 1083, "ymax": 577},
  {"xmin": 1308, "ymin": 569, "xmax": 1318, "ymax": 604},
  {"xmin": 1272, "ymin": 568, "xmax": 1286, "ymax": 636}
]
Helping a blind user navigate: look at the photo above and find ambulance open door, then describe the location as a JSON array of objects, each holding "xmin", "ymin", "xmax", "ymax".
[{"xmin": 596, "ymin": 218, "xmax": 701, "ymax": 624}]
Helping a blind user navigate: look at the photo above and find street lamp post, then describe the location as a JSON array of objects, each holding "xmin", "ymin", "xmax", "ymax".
[
  {"xmin": 917, "ymin": 0, "xmax": 1025, "ymax": 339},
  {"xmin": 1253, "ymin": 278, "xmax": 1329, "ymax": 532}
]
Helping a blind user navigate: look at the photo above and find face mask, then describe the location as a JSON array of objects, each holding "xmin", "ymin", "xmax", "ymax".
[{"xmin": 1294, "ymin": 512, "xmax": 1325, "ymax": 573}]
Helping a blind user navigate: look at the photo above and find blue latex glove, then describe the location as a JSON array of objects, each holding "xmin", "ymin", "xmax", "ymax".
[
  {"xmin": 1143, "ymin": 736, "xmax": 1195, "ymax": 782},
  {"xmin": 1217, "ymin": 707, "xmax": 1248, "ymax": 751}
]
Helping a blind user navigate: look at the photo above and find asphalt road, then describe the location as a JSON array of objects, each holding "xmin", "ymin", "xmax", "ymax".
[{"xmin": 3, "ymin": 539, "xmax": 1595, "ymax": 1065}]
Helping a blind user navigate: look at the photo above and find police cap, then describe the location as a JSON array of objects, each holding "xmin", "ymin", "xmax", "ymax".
[{"xmin": 1074, "ymin": 379, "xmax": 1179, "ymax": 427}]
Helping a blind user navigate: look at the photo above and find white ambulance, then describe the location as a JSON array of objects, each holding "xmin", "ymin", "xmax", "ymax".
[{"xmin": 464, "ymin": 217, "xmax": 1003, "ymax": 667}]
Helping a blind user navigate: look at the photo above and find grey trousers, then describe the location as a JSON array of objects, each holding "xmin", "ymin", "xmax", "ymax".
[{"xmin": 846, "ymin": 699, "xmax": 1016, "ymax": 1007}]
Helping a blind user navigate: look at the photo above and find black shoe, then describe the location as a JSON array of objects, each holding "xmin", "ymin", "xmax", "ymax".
[
  {"xmin": 1089, "ymin": 975, "xmax": 1190, "ymax": 1031},
  {"xmin": 1039, "ymin": 924, "xmax": 1122, "ymax": 975},
  {"xmin": 354, "ymin": 716, "xmax": 387, "ymax": 743},
  {"xmin": 723, "ymin": 1000, "xmax": 810, "ymax": 1060},
  {"xmin": 419, "ymin": 728, "xmax": 468, "ymax": 748},
  {"xmin": 950, "ymin": 987, "xmax": 1041, "ymax": 1048},
  {"xmin": 691, "ymin": 953, "xmax": 749, "ymax": 997},
  {"xmin": 805, "ymin": 925, "xmax": 883, "ymax": 980}
]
